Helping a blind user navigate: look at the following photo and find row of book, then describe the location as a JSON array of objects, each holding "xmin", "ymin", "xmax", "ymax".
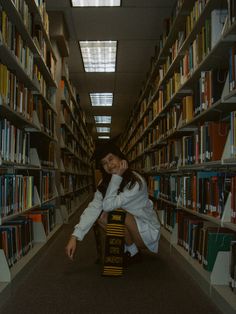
[
  {"xmin": 0, "ymin": 205, "xmax": 56, "ymax": 267},
  {"xmin": 61, "ymin": 112, "xmax": 82, "ymax": 144},
  {"xmin": 185, "ymin": 0, "xmax": 208, "ymax": 38},
  {"xmin": 27, "ymin": 205, "xmax": 56, "ymax": 237},
  {"xmin": 158, "ymin": 0, "xmax": 185, "ymax": 50},
  {"xmin": 177, "ymin": 210, "xmax": 236, "ymax": 273},
  {"xmin": 61, "ymin": 80, "xmax": 79, "ymax": 118},
  {"xmin": 0, "ymin": 215, "xmax": 33, "ymax": 267},
  {"xmin": 0, "ymin": 63, "xmax": 33, "ymax": 120},
  {"xmin": 61, "ymin": 174, "xmax": 92, "ymax": 192},
  {"xmin": 149, "ymin": 172, "xmax": 236, "ymax": 223},
  {"xmin": 0, "ymin": 118, "xmax": 31, "ymax": 164},
  {"xmin": 182, "ymin": 121, "xmax": 229, "ymax": 164},
  {"xmin": 126, "ymin": 67, "xmax": 229, "ymax": 157},
  {"xmin": 0, "ymin": 5, "xmax": 34, "ymax": 78},
  {"xmin": 61, "ymin": 154, "xmax": 93, "ymax": 176},
  {"xmin": 0, "ymin": 174, "xmax": 34, "ymax": 219},
  {"xmin": 180, "ymin": 9, "xmax": 228, "ymax": 86},
  {"xmin": 159, "ymin": 8, "xmax": 228, "ymax": 95},
  {"xmin": 187, "ymin": 69, "xmax": 226, "ymax": 118},
  {"xmin": 34, "ymin": 95, "xmax": 55, "ymax": 137},
  {"xmin": 1, "ymin": 2, "xmax": 56, "ymax": 95},
  {"xmin": 163, "ymin": 1, "xmax": 211, "ymax": 73},
  {"xmin": 31, "ymin": 0, "xmax": 49, "ymax": 34},
  {"xmin": 60, "ymin": 127, "xmax": 81, "ymax": 157},
  {"xmin": 128, "ymin": 116, "xmax": 234, "ymax": 167},
  {"xmin": 41, "ymin": 172, "xmax": 55, "ymax": 202},
  {"xmin": 158, "ymin": 203, "xmax": 236, "ymax": 289},
  {"xmin": 158, "ymin": 85, "xmax": 226, "ymax": 138},
  {"xmin": 7, "ymin": 0, "xmax": 56, "ymax": 80},
  {"xmin": 124, "ymin": 4, "xmax": 236, "ymax": 154},
  {"xmin": 142, "ymin": 119, "xmax": 228, "ymax": 167}
]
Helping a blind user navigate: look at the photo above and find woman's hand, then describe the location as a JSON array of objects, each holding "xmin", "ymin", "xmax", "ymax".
[
  {"xmin": 65, "ymin": 236, "xmax": 77, "ymax": 260},
  {"xmin": 116, "ymin": 159, "xmax": 128, "ymax": 176}
]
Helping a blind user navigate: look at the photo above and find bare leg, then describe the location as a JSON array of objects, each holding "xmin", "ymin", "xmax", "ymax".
[
  {"xmin": 97, "ymin": 211, "xmax": 107, "ymax": 230},
  {"xmin": 125, "ymin": 213, "xmax": 146, "ymax": 250}
]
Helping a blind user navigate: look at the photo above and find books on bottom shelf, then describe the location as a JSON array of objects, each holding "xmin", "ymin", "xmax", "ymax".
[
  {"xmin": 161, "ymin": 221, "xmax": 236, "ymax": 295},
  {"xmin": 0, "ymin": 224, "xmax": 62, "ymax": 285},
  {"xmin": 0, "ymin": 206, "xmax": 63, "ymax": 284}
]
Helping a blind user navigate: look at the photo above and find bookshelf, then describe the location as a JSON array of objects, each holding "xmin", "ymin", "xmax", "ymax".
[
  {"xmin": 47, "ymin": 11, "xmax": 95, "ymax": 223},
  {"xmin": 0, "ymin": 0, "xmax": 94, "ymax": 294},
  {"xmin": 121, "ymin": 1, "xmax": 236, "ymax": 313},
  {"xmin": 0, "ymin": 0, "xmax": 61, "ymax": 290},
  {"xmin": 59, "ymin": 66, "xmax": 94, "ymax": 221}
]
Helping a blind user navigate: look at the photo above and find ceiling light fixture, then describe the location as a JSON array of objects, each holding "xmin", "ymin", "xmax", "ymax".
[
  {"xmin": 96, "ymin": 127, "xmax": 110, "ymax": 133},
  {"xmin": 90, "ymin": 93, "xmax": 113, "ymax": 106},
  {"xmin": 79, "ymin": 41, "xmax": 117, "ymax": 72},
  {"xmin": 71, "ymin": 0, "xmax": 121, "ymax": 7},
  {"xmin": 94, "ymin": 116, "xmax": 112, "ymax": 124},
  {"xmin": 98, "ymin": 136, "xmax": 110, "ymax": 139}
]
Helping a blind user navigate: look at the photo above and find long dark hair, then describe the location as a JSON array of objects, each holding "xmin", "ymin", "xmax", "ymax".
[{"xmin": 97, "ymin": 165, "xmax": 143, "ymax": 198}]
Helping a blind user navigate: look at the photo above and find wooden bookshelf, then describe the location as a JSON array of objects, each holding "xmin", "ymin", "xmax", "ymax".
[
  {"xmin": 47, "ymin": 14, "xmax": 94, "ymax": 224},
  {"xmin": 121, "ymin": 1, "xmax": 236, "ymax": 313},
  {"xmin": 0, "ymin": 0, "xmax": 94, "ymax": 295}
]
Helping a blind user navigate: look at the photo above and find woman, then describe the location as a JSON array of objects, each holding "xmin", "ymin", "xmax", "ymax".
[{"xmin": 65, "ymin": 142, "xmax": 160, "ymax": 263}]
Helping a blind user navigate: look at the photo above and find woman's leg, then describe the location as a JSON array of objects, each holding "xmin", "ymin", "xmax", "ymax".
[
  {"xmin": 125, "ymin": 213, "xmax": 146, "ymax": 250},
  {"xmin": 97, "ymin": 211, "xmax": 108, "ymax": 230}
]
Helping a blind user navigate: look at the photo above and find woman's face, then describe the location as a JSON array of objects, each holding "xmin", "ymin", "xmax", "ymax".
[{"xmin": 100, "ymin": 153, "xmax": 122, "ymax": 174}]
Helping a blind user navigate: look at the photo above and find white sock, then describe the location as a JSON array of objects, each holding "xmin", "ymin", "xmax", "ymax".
[{"xmin": 125, "ymin": 243, "xmax": 138, "ymax": 256}]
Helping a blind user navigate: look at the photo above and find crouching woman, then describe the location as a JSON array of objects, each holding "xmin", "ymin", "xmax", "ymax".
[{"xmin": 65, "ymin": 143, "xmax": 160, "ymax": 263}]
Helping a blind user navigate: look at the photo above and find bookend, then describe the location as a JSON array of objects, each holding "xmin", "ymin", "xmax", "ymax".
[
  {"xmin": 102, "ymin": 208, "xmax": 126, "ymax": 277},
  {"xmin": 210, "ymin": 251, "xmax": 230, "ymax": 285}
]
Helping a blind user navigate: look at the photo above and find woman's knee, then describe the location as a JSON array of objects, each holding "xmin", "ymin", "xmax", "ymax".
[
  {"xmin": 125, "ymin": 212, "xmax": 136, "ymax": 226},
  {"xmin": 124, "ymin": 213, "xmax": 146, "ymax": 248},
  {"xmin": 97, "ymin": 211, "xmax": 108, "ymax": 227}
]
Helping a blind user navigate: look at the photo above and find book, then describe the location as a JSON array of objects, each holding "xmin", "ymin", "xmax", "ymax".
[{"xmin": 203, "ymin": 227, "xmax": 236, "ymax": 272}]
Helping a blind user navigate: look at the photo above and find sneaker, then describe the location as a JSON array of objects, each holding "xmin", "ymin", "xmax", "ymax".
[{"xmin": 123, "ymin": 251, "xmax": 142, "ymax": 267}]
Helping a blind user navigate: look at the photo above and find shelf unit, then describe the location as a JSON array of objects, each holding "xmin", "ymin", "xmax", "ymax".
[
  {"xmin": 58, "ymin": 62, "xmax": 94, "ymax": 222},
  {"xmin": 0, "ymin": 0, "xmax": 94, "ymax": 294},
  {"xmin": 161, "ymin": 227, "xmax": 236, "ymax": 314},
  {"xmin": 121, "ymin": 1, "xmax": 236, "ymax": 313},
  {"xmin": 0, "ymin": 0, "xmax": 62, "ymax": 289},
  {"xmin": 47, "ymin": 12, "xmax": 95, "ymax": 224}
]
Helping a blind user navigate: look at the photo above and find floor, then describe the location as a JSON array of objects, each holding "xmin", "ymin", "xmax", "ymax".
[{"xmin": 0, "ymin": 209, "xmax": 223, "ymax": 314}]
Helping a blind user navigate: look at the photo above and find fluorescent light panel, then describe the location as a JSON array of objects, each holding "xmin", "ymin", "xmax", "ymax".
[
  {"xmin": 79, "ymin": 41, "xmax": 117, "ymax": 72},
  {"xmin": 90, "ymin": 93, "xmax": 113, "ymax": 106},
  {"xmin": 96, "ymin": 127, "xmax": 110, "ymax": 133},
  {"xmin": 94, "ymin": 116, "xmax": 111, "ymax": 124},
  {"xmin": 98, "ymin": 136, "xmax": 110, "ymax": 139},
  {"xmin": 71, "ymin": 0, "xmax": 120, "ymax": 7}
]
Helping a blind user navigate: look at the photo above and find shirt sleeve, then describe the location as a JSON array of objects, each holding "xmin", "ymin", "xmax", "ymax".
[
  {"xmin": 102, "ymin": 174, "xmax": 142, "ymax": 212},
  {"xmin": 72, "ymin": 190, "xmax": 103, "ymax": 241}
]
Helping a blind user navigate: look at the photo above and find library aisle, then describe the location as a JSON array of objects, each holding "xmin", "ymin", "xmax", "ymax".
[{"xmin": 0, "ymin": 208, "xmax": 222, "ymax": 314}]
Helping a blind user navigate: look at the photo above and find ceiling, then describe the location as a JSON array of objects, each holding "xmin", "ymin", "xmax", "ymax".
[{"xmin": 46, "ymin": 0, "xmax": 175, "ymax": 144}]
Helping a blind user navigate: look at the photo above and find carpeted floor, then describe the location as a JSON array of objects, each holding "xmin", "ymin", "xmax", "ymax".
[{"xmin": 0, "ymin": 210, "xmax": 223, "ymax": 314}]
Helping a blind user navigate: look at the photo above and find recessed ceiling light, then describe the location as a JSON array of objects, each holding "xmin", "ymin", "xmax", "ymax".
[
  {"xmin": 71, "ymin": 0, "xmax": 121, "ymax": 7},
  {"xmin": 98, "ymin": 136, "xmax": 110, "ymax": 139},
  {"xmin": 90, "ymin": 93, "xmax": 113, "ymax": 106},
  {"xmin": 79, "ymin": 41, "xmax": 117, "ymax": 72},
  {"xmin": 96, "ymin": 127, "xmax": 110, "ymax": 133},
  {"xmin": 94, "ymin": 116, "xmax": 112, "ymax": 124}
]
